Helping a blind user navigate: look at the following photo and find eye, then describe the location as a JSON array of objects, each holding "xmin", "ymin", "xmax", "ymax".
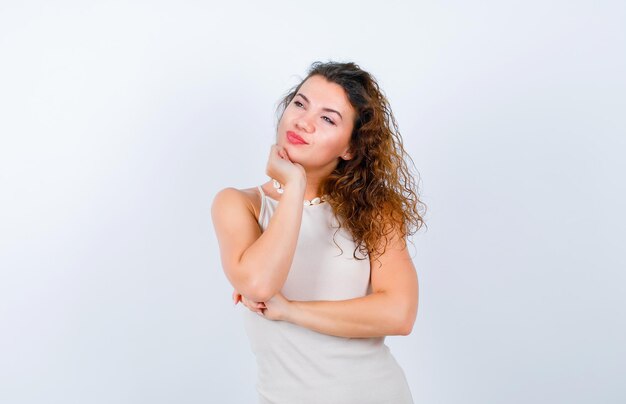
[{"xmin": 293, "ymin": 99, "xmax": 335, "ymax": 125}]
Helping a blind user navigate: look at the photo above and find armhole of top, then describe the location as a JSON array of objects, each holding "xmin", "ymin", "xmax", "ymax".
[{"xmin": 256, "ymin": 185, "xmax": 266, "ymax": 227}]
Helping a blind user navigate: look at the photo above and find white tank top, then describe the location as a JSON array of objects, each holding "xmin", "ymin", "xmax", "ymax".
[{"xmin": 241, "ymin": 185, "xmax": 414, "ymax": 404}]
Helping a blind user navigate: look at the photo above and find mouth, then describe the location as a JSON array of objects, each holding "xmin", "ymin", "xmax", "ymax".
[{"xmin": 286, "ymin": 131, "xmax": 308, "ymax": 145}]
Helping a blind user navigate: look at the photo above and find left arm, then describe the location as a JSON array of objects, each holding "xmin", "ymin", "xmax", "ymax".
[{"xmin": 250, "ymin": 228, "xmax": 419, "ymax": 338}]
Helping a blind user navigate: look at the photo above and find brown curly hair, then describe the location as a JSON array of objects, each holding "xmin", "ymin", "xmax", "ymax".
[{"xmin": 274, "ymin": 61, "xmax": 426, "ymax": 268}]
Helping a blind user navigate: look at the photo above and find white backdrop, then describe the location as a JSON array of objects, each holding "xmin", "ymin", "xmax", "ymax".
[{"xmin": 1, "ymin": 1, "xmax": 624, "ymax": 403}]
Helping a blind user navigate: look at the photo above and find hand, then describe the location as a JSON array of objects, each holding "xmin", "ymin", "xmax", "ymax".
[
  {"xmin": 232, "ymin": 289, "xmax": 293, "ymax": 321},
  {"xmin": 266, "ymin": 143, "xmax": 306, "ymax": 187},
  {"xmin": 233, "ymin": 289, "xmax": 266, "ymax": 315},
  {"xmin": 259, "ymin": 292, "xmax": 293, "ymax": 322}
]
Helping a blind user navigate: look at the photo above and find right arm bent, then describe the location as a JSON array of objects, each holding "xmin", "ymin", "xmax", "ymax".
[{"xmin": 211, "ymin": 179, "xmax": 305, "ymax": 302}]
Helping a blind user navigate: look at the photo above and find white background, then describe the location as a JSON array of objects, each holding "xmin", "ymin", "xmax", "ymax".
[{"xmin": 1, "ymin": 1, "xmax": 624, "ymax": 403}]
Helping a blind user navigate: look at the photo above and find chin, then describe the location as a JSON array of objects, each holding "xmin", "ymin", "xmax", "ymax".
[
  {"xmin": 283, "ymin": 142, "xmax": 300, "ymax": 154},
  {"xmin": 284, "ymin": 146, "xmax": 306, "ymax": 163}
]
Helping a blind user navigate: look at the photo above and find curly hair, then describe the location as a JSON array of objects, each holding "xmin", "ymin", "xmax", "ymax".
[{"xmin": 274, "ymin": 61, "xmax": 426, "ymax": 268}]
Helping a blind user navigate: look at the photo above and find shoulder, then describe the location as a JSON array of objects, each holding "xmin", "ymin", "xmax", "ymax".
[{"xmin": 211, "ymin": 186, "xmax": 263, "ymax": 223}]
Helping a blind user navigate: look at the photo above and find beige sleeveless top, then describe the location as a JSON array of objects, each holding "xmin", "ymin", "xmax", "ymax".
[{"xmin": 241, "ymin": 185, "xmax": 414, "ymax": 404}]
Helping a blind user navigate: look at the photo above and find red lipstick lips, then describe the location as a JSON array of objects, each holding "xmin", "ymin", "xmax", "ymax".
[{"xmin": 287, "ymin": 131, "xmax": 307, "ymax": 145}]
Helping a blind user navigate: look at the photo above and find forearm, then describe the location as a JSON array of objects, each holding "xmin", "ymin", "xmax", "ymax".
[
  {"xmin": 285, "ymin": 292, "xmax": 411, "ymax": 338},
  {"xmin": 239, "ymin": 179, "xmax": 305, "ymax": 301}
]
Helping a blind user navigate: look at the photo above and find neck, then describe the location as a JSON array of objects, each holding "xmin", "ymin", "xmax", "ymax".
[
  {"xmin": 303, "ymin": 177, "xmax": 325, "ymax": 200},
  {"xmin": 301, "ymin": 160, "xmax": 340, "ymax": 200}
]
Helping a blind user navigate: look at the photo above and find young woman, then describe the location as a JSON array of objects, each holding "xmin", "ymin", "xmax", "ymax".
[{"xmin": 211, "ymin": 61, "xmax": 425, "ymax": 404}]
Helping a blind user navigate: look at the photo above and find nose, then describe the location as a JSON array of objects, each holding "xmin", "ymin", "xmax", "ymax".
[{"xmin": 296, "ymin": 114, "xmax": 314, "ymax": 132}]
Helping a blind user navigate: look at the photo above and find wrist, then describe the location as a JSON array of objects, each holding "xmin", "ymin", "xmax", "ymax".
[
  {"xmin": 279, "ymin": 180, "xmax": 305, "ymax": 201},
  {"xmin": 284, "ymin": 300, "xmax": 300, "ymax": 323},
  {"xmin": 284, "ymin": 175, "xmax": 306, "ymax": 190}
]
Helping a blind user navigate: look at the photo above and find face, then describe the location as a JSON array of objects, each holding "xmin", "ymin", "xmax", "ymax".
[{"xmin": 276, "ymin": 75, "xmax": 356, "ymax": 171}]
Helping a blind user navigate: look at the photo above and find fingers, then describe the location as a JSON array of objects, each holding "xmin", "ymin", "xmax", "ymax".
[
  {"xmin": 273, "ymin": 143, "xmax": 291, "ymax": 162},
  {"xmin": 282, "ymin": 147, "xmax": 292, "ymax": 162},
  {"xmin": 267, "ymin": 143, "xmax": 302, "ymax": 186},
  {"xmin": 272, "ymin": 143, "xmax": 283, "ymax": 157},
  {"xmin": 240, "ymin": 295, "xmax": 266, "ymax": 314},
  {"xmin": 278, "ymin": 146, "xmax": 293, "ymax": 162},
  {"xmin": 233, "ymin": 290, "xmax": 268, "ymax": 317}
]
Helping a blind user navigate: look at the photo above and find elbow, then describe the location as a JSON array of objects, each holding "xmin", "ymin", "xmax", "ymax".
[
  {"xmin": 382, "ymin": 292, "xmax": 418, "ymax": 336},
  {"xmin": 244, "ymin": 278, "xmax": 278, "ymax": 303},
  {"xmin": 397, "ymin": 305, "xmax": 417, "ymax": 336},
  {"xmin": 239, "ymin": 283, "xmax": 272, "ymax": 303},
  {"xmin": 249, "ymin": 289, "xmax": 275, "ymax": 303},
  {"xmin": 228, "ymin": 261, "xmax": 276, "ymax": 302}
]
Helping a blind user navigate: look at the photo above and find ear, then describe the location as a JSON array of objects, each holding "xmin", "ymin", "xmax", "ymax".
[{"xmin": 341, "ymin": 149, "xmax": 353, "ymax": 160}]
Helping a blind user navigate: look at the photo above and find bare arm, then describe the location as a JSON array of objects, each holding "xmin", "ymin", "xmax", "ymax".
[
  {"xmin": 212, "ymin": 144, "xmax": 307, "ymax": 302},
  {"xmin": 211, "ymin": 178, "xmax": 305, "ymax": 302},
  {"xmin": 261, "ymin": 226, "xmax": 419, "ymax": 338}
]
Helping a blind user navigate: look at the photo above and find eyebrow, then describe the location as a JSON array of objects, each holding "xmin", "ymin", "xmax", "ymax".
[{"xmin": 295, "ymin": 93, "xmax": 343, "ymax": 120}]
